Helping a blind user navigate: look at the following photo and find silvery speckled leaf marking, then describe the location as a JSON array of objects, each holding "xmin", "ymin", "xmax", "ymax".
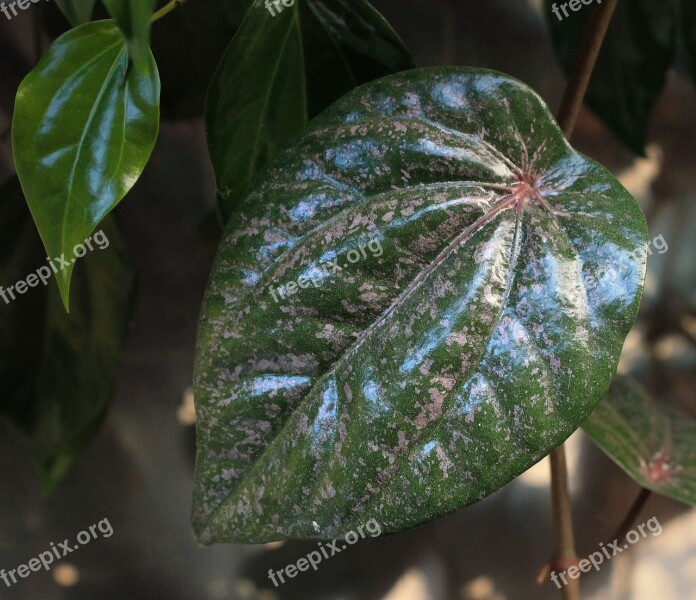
[{"xmin": 193, "ymin": 67, "xmax": 647, "ymax": 544}]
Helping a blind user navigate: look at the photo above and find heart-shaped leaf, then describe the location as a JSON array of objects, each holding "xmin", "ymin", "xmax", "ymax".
[
  {"xmin": 583, "ymin": 376, "xmax": 696, "ymax": 506},
  {"xmin": 12, "ymin": 20, "xmax": 159, "ymax": 310},
  {"xmin": 205, "ymin": 0, "xmax": 414, "ymax": 223},
  {"xmin": 0, "ymin": 177, "xmax": 136, "ymax": 492},
  {"xmin": 54, "ymin": 0, "xmax": 97, "ymax": 26},
  {"xmin": 102, "ymin": 0, "xmax": 157, "ymax": 73},
  {"xmin": 544, "ymin": 0, "xmax": 676, "ymax": 155},
  {"xmin": 193, "ymin": 67, "xmax": 648, "ymax": 544}
]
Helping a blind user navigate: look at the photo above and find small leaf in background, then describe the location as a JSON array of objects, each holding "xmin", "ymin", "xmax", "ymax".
[
  {"xmin": 205, "ymin": 0, "xmax": 306, "ymax": 224},
  {"xmin": 0, "ymin": 177, "xmax": 136, "ymax": 493},
  {"xmin": 102, "ymin": 0, "xmax": 157, "ymax": 72},
  {"xmin": 54, "ymin": 0, "xmax": 98, "ymax": 26},
  {"xmin": 12, "ymin": 20, "xmax": 159, "ymax": 310},
  {"xmin": 301, "ymin": 0, "xmax": 416, "ymax": 114},
  {"xmin": 583, "ymin": 376, "xmax": 696, "ymax": 506},
  {"xmin": 544, "ymin": 0, "xmax": 676, "ymax": 155},
  {"xmin": 205, "ymin": 0, "xmax": 414, "ymax": 223},
  {"xmin": 193, "ymin": 67, "xmax": 648, "ymax": 544}
]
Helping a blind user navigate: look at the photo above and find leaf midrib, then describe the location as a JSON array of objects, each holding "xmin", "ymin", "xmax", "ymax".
[
  {"xmin": 202, "ymin": 112, "xmax": 605, "ymax": 532},
  {"xmin": 202, "ymin": 184, "xmax": 526, "ymax": 526},
  {"xmin": 60, "ymin": 41, "xmax": 127, "ymax": 273},
  {"xmin": 338, "ymin": 207, "xmax": 527, "ymax": 525},
  {"xmin": 205, "ymin": 174, "xmax": 607, "ymax": 533}
]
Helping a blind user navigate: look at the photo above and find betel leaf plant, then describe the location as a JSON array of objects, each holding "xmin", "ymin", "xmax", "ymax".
[
  {"xmin": 2, "ymin": 0, "xmax": 696, "ymax": 594},
  {"xmin": 192, "ymin": 65, "xmax": 648, "ymax": 543}
]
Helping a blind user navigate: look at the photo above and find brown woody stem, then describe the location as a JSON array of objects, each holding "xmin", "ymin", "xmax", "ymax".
[
  {"xmin": 610, "ymin": 487, "xmax": 652, "ymax": 544},
  {"xmin": 549, "ymin": 446, "xmax": 579, "ymax": 600},
  {"xmin": 555, "ymin": 0, "xmax": 620, "ymax": 136},
  {"xmin": 548, "ymin": 1, "xmax": 620, "ymax": 599}
]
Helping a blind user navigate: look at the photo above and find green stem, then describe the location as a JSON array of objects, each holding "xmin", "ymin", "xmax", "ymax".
[{"xmin": 151, "ymin": 0, "xmax": 189, "ymax": 23}]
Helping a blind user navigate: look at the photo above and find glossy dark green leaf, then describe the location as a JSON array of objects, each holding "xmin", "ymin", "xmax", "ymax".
[
  {"xmin": 192, "ymin": 67, "xmax": 648, "ymax": 544},
  {"xmin": 205, "ymin": 0, "xmax": 306, "ymax": 223},
  {"xmin": 12, "ymin": 20, "xmax": 159, "ymax": 310},
  {"xmin": 54, "ymin": 0, "xmax": 97, "ymax": 26},
  {"xmin": 0, "ymin": 177, "xmax": 136, "ymax": 492},
  {"xmin": 584, "ymin": 376, "xmax": 696, "ymax": 506},
  {"xmin": 102, "ymin": 0, "xmax": 157, "ymax": 72},
  {"xmin": 205, "ymin": 0, "xmax": 414, "ymax": 223},
  {"xmin": 544, "ymin": 0, "xmax": 676, "ymax": 154}
]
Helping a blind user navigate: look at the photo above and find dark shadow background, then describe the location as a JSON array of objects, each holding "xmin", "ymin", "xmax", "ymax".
[{"xmin": 1, "ymin": 1, "xmax": 695, "ymax": 599}]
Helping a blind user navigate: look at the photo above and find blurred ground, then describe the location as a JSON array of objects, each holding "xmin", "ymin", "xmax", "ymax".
[{"xmin": 0, "ymin": 1, "xmax": 695, "ymax": 599}]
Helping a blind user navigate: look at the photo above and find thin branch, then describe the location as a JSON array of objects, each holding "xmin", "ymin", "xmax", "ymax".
[
  {"xmin": 151, "ymin": 0, "xmax": 190, "ymax": 23},
  {"xmin": 556, "ymin": 0, "xmax": 620, "ymax": 136},
  {"xmin": 610, "ymin": 488, "xmax": 652, "ymax": 544},
  {"xmin": 547, "ymin": 2, "xmax": 621, "ymax": 599}
]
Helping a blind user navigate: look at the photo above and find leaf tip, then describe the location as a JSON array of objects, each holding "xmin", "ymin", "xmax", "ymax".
[{"xmin": 57, "ymin": 269, "xmax": 73, "ymax": 313}]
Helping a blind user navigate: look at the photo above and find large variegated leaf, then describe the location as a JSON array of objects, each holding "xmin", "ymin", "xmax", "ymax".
[
  {"xmin": 193, "ymin": 67, "xmax": 648, "ymax": 544},
  {"xmin": 584, "ymin": 376, "xmax": 696, "ymax": 506}
]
